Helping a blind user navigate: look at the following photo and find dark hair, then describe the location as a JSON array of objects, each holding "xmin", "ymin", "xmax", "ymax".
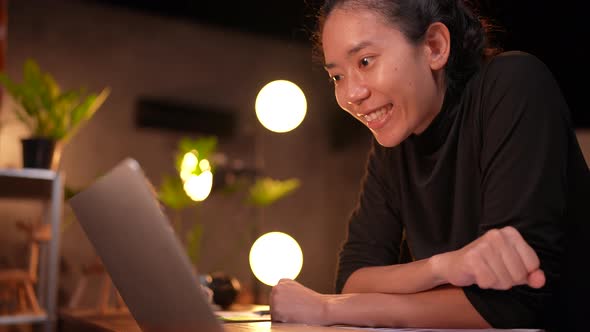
[{"xmin": 312, "ymin": 0, "xmax": 501, "ymax": 98}]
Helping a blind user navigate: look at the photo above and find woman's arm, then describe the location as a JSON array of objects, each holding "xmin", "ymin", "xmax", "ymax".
[
  {"xmin": 271, "ymin": 224, "xmax": 544, "ymax": 328},
  {"xmin": 271, "ymin": 279, "xmax": 489, "ymax": 328},
  {"xmin": 343, "ymin": 225, "xmax": 545, "ymax": 294},
  {"xmin": 335, "ymin": 140, "xmax": 405, "ymax": 293},
  {"xmin": 342, "ymin": 257, "xmax": 444, "ymax": 294}
]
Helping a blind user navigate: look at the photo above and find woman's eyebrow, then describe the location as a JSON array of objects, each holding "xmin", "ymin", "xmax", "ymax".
[{"xmin": 324, "ymin": 40, "xmax": 373, "ymax": 70}]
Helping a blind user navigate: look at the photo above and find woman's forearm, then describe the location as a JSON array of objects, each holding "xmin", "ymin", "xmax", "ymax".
[
  {"xmin": 344, "ymin": 227, "xmax": 546, "ymax": 295},
  {"xmin": 342, "ymin": 255, "xmax": 447, "ymax": 294},
  {"xmin": 325, "ymin": 285, "xmax": 489, "ymax": 328}
]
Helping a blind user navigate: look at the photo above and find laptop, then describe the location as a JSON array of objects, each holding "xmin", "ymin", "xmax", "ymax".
[{"xmin": 68, "ymin": 157, "xmax": 271, "ymax": 332}]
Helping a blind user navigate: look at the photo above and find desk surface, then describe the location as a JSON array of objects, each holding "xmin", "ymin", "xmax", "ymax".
[
  {"xmin": 59, "ymin": 311, "xmax": 356, "ymax": 332},
  {"xmin": 59, "ymin": 309, "xmax": 543, "ymax": 332}
]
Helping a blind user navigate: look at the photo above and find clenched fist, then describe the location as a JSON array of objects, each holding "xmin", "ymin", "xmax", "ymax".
[
  {"xmin": 270, "ymin": 279, "xmax": 330, "ymax": 325},
  {"xmin": 433, "ymin": 226, "xmax": 545, "ymax": 290}
]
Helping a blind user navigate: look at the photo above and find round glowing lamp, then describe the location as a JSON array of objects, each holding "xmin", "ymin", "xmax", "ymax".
[
  {"xmin": 255, "ymin": 80, "xmax": 307, "ymax": 133},
  {"xmin": 249, "ymin": 232, "xmax": 303, "ymax": 286}
]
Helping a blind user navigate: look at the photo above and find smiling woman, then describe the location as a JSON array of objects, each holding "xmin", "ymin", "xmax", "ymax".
[
  {"xmin": 270, "ymin": 0, "xmax": 589, "ymax": 331},
  {"xmin": 321, "ymin": 8, "xmax": 448, "ymax": 147}
]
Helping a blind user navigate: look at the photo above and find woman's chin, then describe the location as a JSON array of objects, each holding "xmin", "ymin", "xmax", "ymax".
[
  {"xmin": 374, "ymin": 135, "xmax": 401, "ymax": 148},
  {"xmin": 372, "ymin": 130, "xmax": 407, "ymax": 148}
]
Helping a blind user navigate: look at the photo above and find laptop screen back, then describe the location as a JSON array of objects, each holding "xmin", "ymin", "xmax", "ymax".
[{"xmin": 69, "ymin": 158, "xmax": 223, "ymax": 332}]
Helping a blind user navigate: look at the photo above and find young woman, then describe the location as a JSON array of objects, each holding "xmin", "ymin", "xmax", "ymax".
[{"xmin": 270, "ymin": 0, "xmax": 588, "ymax": 330}]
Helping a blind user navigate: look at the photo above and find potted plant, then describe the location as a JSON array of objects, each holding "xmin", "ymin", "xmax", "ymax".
[
  {"xmin": 0, "ymin": 58, "xmax": 110, "ymax": 169},
  {"xmin": 158, "ymin": 136, "xmax": 219, "ymax": 266}
]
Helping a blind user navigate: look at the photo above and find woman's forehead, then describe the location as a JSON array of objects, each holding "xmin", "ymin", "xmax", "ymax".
[
  {"xmin": 322, "ymin": 8, "xmax": 400, "ymax": 60},
  {"xmin": 323, "ymin": 7, "xmax": 396, "ymax": 42}
]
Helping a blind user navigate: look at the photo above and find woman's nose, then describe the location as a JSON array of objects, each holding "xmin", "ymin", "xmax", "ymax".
[{"xmin": 345, "ymin": 76, "xmax": 369, "ymax": 106}]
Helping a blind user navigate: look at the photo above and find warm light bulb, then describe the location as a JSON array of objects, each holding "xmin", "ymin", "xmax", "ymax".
[
  {"xmin": 199, "ymin": 159, "xmax": 210, "ymax": 172},
  {"xmin": 249, "ymin": 232, "xmax": 303, "ymax": 286},
  {"xmin": 180, "ymin": 151, "xmax": 198, "ymax": 181},
  {"xmin": 183, "ymin": 171, "xmax": 213, "ymax": 201},
  {"xmin": 255, "ymin": 80, "xmax": 307, "ymax": 133}
]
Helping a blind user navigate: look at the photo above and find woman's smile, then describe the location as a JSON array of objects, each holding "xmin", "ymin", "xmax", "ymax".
[{"xmin": 358, "ymin": 103, "xmax": 393, "ymax": 129}]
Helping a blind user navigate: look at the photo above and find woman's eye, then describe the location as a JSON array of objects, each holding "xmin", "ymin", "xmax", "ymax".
[
  {"xmin": 360, "ymin": 57, "xmax": 371, "ymax": 67},
  {"xmin": 330, "ymin": 75, "xmax": 342, "ymax": 83}
]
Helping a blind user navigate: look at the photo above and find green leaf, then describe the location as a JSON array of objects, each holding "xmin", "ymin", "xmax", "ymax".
[
  {"xmin": 63, "ymin": 87, "xmax": 109, "ymax": 143},
  {"xmin": 69, "ymin": 93, "xmax": 94, "ymax": 126},
  {"xmin": 247, "ymin": 177, "xmax": 300, "ymax": 207},
  {"xmin": 0, "ymin": 59, "xmax": 109, "ymax": 141},
  {"xmin": 43, "ymin": 72, "xmax": 61, "ymax": 98}
]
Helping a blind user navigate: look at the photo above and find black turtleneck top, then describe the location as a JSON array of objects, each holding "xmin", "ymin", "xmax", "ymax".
[{"xmin": 335, "ymin": 51, "xmax": 589, "ymax": 330}]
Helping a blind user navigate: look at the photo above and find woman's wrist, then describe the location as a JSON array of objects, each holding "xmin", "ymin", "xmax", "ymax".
[
  {"xmin": 322, "ymin": 294, "xmax": 343, "ymax": 326},
  {"xmin": 323, "ymin": 293, "xmax": 369, "ymax": 326},
  {"xmin": 323, "ymin": 293, "xmax": 404, "ymax": 327},
  {"xmin": 429, "ymin": 253, "xmax": 449, "ymax": 286}
]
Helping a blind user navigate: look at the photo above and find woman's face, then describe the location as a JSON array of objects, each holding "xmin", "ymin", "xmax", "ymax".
[{"xmin": 322, "ymin": 7, "xmax": 445, "ymax": 147}]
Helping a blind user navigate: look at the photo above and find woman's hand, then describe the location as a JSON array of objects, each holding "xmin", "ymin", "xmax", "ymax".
[
  {"xmin": 270, "ymin": 279, "xmax": 330, "ymax": 325},
  {"xmin": 433, "ymin": 226, "xmax": 545, "ymax": 290}
]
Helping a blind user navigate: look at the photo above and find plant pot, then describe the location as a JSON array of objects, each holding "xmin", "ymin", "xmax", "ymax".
[{"xmin": 21, "ymin": 137, "xmax": 56, "ymax": 169}]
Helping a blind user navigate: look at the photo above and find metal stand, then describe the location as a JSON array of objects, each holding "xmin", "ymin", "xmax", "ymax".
[{"xmin": 0, "ymin": 168, "xmax": 63, "ymax": 332}]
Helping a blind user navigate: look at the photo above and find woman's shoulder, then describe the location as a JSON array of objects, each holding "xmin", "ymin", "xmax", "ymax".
[
  {"xmin": 465, "ymin": 50, "xmax": 562, "ymax": 105},
  {"xmin": 458, "ymin": 49, "xmax": 568, "ymax": 135},
  {"xmin": 488, "ymin": 50, "xmax": 542, "ymax": 64},
  {"xmin": 481, "ymin": 51, "xmax": 555, "ymax": 83}
]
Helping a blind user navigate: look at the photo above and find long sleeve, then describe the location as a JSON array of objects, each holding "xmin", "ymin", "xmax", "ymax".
[
  {"xmin": 335, "ymin": 139, "xmax": 404, "ymax": 293},
  {"xmin": 463, "ymin": 52, "xmax": 572, "ymax": 328}
]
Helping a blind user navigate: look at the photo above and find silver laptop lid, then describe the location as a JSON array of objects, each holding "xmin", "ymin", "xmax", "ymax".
[{"xmin": 69, "ymin": 158, "xmax": 223, "ymax": 332}]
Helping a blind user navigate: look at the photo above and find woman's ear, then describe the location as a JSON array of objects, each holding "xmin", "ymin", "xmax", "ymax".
[{"xmin": 424, "ymin": 22, "xmax": 450, "ymax": 71}]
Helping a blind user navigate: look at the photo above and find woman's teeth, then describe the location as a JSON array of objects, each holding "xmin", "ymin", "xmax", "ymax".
[{"xmin": 363, "ymin": 106, "xmax": 390, "ymax": 122}]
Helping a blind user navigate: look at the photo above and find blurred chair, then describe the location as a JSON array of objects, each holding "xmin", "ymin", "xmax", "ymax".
[
  {"xmin": 67, "ymin": 256, "xmax": 126, "ymax": 314},
  {"xmin": 0, "ymin": 220, "xmax": 51, "ymax": 315}
]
